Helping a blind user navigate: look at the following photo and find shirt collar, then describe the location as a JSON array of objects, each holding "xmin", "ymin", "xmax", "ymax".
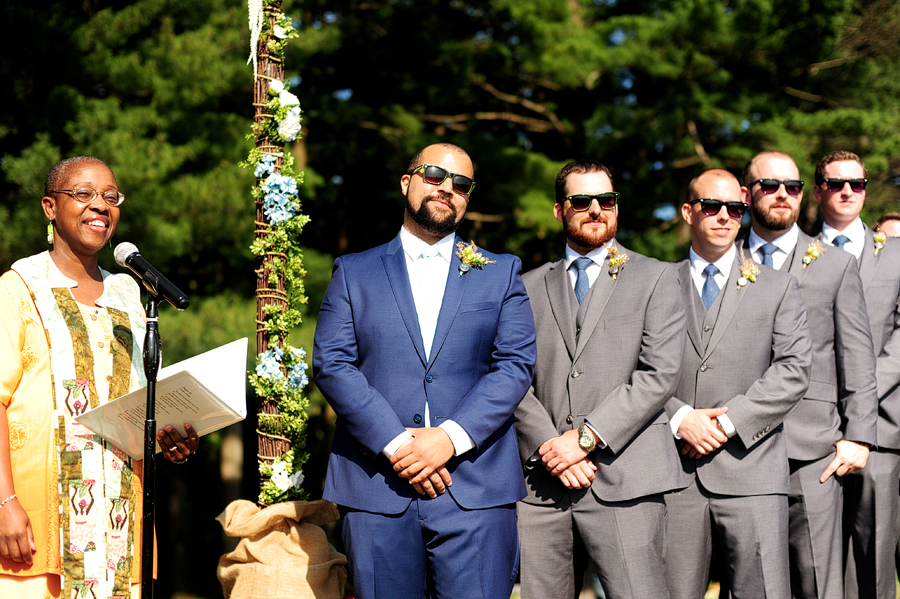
[
  {"xmin": 689, "ymin": 244, "xmax": 736, "ymax": 278},
  {"xmin": 564, "ymin": 240, "xmax": 611, "ymax": 270},
  {"xmin": 399, "ymin": 227, "xmax": 455, "ymax": 262},
  {"xmin": 822, "ymin": 218, "xmax": 865, "ymax": 246},
  {"xmin": 747, "ymin": 223, "xmax": 799, "ymax": 256}
]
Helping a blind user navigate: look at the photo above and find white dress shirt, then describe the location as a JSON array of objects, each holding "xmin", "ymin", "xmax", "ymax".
[
  {"xmin": 747, "ymin": 224, "xmax": 800, "ymax": 271},
  {"xmin": 381, "ymin": 227, "xmax": 475, "ymax": 459},
  {"xmin": 670, "ymin": 245, "xmax": 737, "ymax": 439},
  {"xmin": 822, "ymin": 218, "xmax": 866, "ymax": 260}
]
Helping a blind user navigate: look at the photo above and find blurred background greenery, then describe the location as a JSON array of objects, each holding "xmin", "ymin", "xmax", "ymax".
[{"xmin": 2, "ymin": 1, "xmax": 900, "ymax": 596}]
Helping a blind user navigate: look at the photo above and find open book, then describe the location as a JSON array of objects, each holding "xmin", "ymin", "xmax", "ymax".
[{"xmin": 76, "ymin": 337, "xmax": 249, "ymax": 460}]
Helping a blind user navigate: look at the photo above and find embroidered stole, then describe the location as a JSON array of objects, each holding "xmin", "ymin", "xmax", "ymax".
[{"xmin": 14, "ymin": 254, "xmax": 145, "ymax": 599}]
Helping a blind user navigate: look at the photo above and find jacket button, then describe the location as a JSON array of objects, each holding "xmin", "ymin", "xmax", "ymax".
[
  {"xmin": 700, "ymin": 364, "xmax": 708, "ymax": 372},
  {"xmin": 425, "ymin": 375, "xmax": 434, "ymax": 383},
  {"xmin": 414, "ymin": 414, "xmax": 423, "ymax": 424},
  {"xmin": 703, "ymin": 325, "xmax": 711, "ymax": 332}
]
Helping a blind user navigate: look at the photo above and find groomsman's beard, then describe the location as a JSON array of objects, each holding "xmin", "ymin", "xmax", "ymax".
[
  {"xmin": 406, "ymin": 191, "xmax": 460, "ymax": 237},
  {"xmin": 752, "ymin": 201, "xmax": 797, "ymax": 232},
  {"xmin": 566, "ymin": 217, "xmax": 617, "ymax": 250}
]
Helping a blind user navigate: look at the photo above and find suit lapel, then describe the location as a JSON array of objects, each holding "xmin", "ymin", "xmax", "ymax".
[
  {"xmin": 545, "ymin": 260, "xmax": 577, "ymax": 360},
  {"xmin": 704, "ymin": 256, "xmax": 746, "ymax": 359},
  {"xmin": 858, "ymin": 226, "xmax": 878, "ymax": 291},
  {"xmin": 381, "ymin": 236, "xmax": 428, "ymax": 367},
  {"xmin": 784, "ymin": 231, "xmax": 809, "ymax": 284},
  {"xmin": 574, "ymin": 252, "xmax": 618, "ymax": 361},
  {"xmin": 677, "ymin": 259, "xmax": 704, "ymax": 357},
  {"xmin": 427, "ymin": 236, "xmax": 469, "ymax": 368}
]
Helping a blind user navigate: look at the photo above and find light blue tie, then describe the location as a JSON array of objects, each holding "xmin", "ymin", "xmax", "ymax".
[
  {"xmin": 573, "ymin": 257, "xmax": 593, "ymax": 304},
  {"xmin": 833, "ymin": 235, "xmax": 850, "ymax": 250},
  {"xmin": 702, "ymin": 264, "xmax": 720, "ymax": 310},
  {"xmin": 759, "ymin": 243, "xmax": 778, "ymax": 268}
]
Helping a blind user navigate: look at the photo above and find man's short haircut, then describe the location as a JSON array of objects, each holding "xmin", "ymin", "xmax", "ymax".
[
  {"xmin": 45, "ymin": 156, "xmax": 116, "ymax": 196},
  {"xmin": 406, "ymin": 143, "xmax": 471, "ymax": 174},
  {"xmin": 875, "ymin": 212, "xmax": 900, "ymax": 232},
  {"xmin": 687, "ymin": 169, "xmax": 740, "ymax": 202},
  {"xmin": 555, "ymin": 160, "xmax": 614, "ymax": 204},
  {"xmin": 741, "ymin": 150, "xmax": 797, "ymax": 187},
  {"xmin": 815, "ymin": 150, "xmax": 867, "ymax": 185}
]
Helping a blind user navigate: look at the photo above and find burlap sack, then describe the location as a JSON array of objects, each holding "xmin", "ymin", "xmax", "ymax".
[{"xmin": 216, "ymin": 499, "xmax": 347, "ymax": 599}]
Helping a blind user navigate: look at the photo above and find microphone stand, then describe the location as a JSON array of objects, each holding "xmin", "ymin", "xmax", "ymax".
[{"xmin": 140, "ymin": 295, "xmax": 160, "ymax": 599}]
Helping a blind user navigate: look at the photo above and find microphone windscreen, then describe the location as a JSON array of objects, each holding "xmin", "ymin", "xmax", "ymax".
[{"xmin": 114, "ymin": 242, "xmax": 139, "ymax": 266}]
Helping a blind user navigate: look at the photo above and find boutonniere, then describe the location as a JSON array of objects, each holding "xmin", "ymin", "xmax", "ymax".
[
  {"xmin": 607, "ymin": 245, "xmax": 628, "ymax": 280},
  {"xmin": 456, "ymin": 241, "xmax": 496, "ymax": 277},
  {"xmin": 801, "ymin": 240, "xmax": 824, "ymax": 269},
  {"xmin": 737, "ymin": 249, "xmax": 759, "ymax": 289},
  {"xmin": 875, "ymin": 232, "xmax": 887, "ymax": 257}
]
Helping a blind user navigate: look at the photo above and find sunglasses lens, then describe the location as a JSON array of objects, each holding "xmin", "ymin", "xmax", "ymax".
[
  {"xmin": 758, "ymin": 180, "xmax": 780, "ymax": 194},
  {"xmin": 451, "ymin": 175, "xmax": 475, "ymax": 195},
  {"xmin": 698, "ymin": 200, "xmax": 722, "ymax": 216},
  {"xmin": 568, "ymin": 195, "xmax": 593, "ymax": 211},
  {"xmin": 597, "ymin": 193, "xmax": 618, "ymax": 209},
  {"xmin": 422, "ymin": 165, "xmax": 449, "ymax": 186},
  {"xmin": 850, "ymin": 180, "xmax": 866, "ymax": 192},
  {"xmin": 783, "ymin": 181, "xmax": 803, "ymax": 196},
  {"xmin": 726, "ymin": 203, "xmax": 747, "ymax": 219}
]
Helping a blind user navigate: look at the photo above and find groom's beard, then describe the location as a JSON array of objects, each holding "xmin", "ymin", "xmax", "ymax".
[{"xmin": 406, "ymin": 191, "xmax": 460, "ymax": 237}]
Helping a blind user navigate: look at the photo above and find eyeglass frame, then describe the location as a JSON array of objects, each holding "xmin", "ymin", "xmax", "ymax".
[
  {"xmin": 820, "ymin": 178, "xmax": 868, "ymax": 193},
  {"xmin": 746, "ymin": 178, "xmax": 805, "ymax": 197},
  {"xmin": 564, "ymin": 192, "xmax": 620, "ymax": 212},
  {"xmin": 408, "ymin": 164, "xmax": 477, "ymax": 196},
  {"xmin": 50, "ymin": 186, "xmax": 125, "ymax": 207},
  {"xmin": 689, "ymin": 198, "xmax": 748, "ymax": 219}
]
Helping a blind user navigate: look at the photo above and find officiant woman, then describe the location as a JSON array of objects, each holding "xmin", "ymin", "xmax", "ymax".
[{"xmin": 0, "ymin": 156, "xmax": 199, "ymax": 599}]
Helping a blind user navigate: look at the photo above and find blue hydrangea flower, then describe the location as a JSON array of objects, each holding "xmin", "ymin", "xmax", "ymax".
[
  {"xmin": 255, "ymin": 154, "xmax": 277, "ymax": 178},
  {"xmin": 262, "ymin": 173, "xmax": 299, "ymax": 225}
]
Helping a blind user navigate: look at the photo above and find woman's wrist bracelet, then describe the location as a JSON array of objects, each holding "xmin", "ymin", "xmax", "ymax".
[{"xmin": 0, "ymin": 494, "xmax": 17, "ymax": 509}]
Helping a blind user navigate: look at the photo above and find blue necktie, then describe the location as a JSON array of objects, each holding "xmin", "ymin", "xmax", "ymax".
[
  {"xmin": 573, "ymin": 257, "xmax": 592, "ymax": 304},
  {"xmin": 760, "ymin": 243, "xmax": 778, "ymax": 268},
  {"xmin": 833, "ymin": 235, "xmax": 850, "ymax": 250},
  {"xmin": 701, "ymin": 264, "xmax": 720, "ymax": 310}
]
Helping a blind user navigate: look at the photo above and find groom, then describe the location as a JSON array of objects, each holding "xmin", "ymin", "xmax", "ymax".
[{"xmin": 313, "ymin": 143, "xmax": 537, "ymax": 599}]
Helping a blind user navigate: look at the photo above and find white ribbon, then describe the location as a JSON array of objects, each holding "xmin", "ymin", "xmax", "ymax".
[{"xmin": 247, "ymin": 0, "xmax": 264, "ymax": 78}]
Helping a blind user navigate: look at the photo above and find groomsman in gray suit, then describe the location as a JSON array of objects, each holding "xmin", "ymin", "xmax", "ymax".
[
  {"xmin": 515, "ymin": 160, "xmax": 687, "ymax": 599},
  {"xmin": 664, "ymin": 168, "xmax": 812, "ymax": 599},
  {"xmin": 739, "ymin": 151, "xmax": 877, "ymax": 599},
  {"xmin": 813, "ymin": 150, "xmax": 900, "ymax": 599}
]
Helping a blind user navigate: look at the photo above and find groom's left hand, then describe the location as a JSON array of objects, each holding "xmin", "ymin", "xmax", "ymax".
[{"xmin": 391, "ymin": 427, "xmax": 455, "ymax": 486}]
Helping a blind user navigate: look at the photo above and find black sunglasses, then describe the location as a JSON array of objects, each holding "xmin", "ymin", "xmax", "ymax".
[
  {"xmin": 409, "ymin": 164, "xmax": 476, "ymax": 196},
  {"xmin": 747, "ymin": 178, "xmax": 804, "ymax": 197},
  {"xmin": 690, "ymin": 198, "xmax": 747, "ymax": 219},
  {"xmin": 822, "ymin": 178, "xmax": 867, "ymax": 193},
  {"xmin": 565, "ymin": 192, "xmax": 620, "ymax": 212}
]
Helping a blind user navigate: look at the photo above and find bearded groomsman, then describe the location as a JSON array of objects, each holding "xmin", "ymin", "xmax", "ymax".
[
  {"xmin": 515, "ymin": 160, "xmax": 687, "ymax": 598},
  {"xmin": 665, "ymin": 168, "xmax": 811, "ymax": 599},
  {"xmin": 739, "ymin": 151, "xmax": 877, "ymax": 599},
  {"xmin": 813, "ymin": 150, "xmax": 900, "ymax": 599}
]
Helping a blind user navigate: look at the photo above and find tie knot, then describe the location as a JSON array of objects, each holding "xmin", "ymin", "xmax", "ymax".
[
  {"xmin": 573, "ymin": 257, "xmax": 593, "ymax": 272},
  {"xmin": 703, "ymin": 264, "xmax": 719, "ymax": 278},
  {"xmin": 761, "ymin": 243, "xmax": 778, "ymax": 257},
  {"xmin": 420, "ymin": 247, "xmax": 440, "ymax": 260},
  {"xmin": 833, "ymin": 235, "xmax": 850, "ymax": 249}
]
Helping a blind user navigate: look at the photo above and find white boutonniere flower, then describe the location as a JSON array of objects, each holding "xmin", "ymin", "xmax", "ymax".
[
  {"xmin": 737, "ymin": 249, "xmax": 759, "ymax": 288},
  {"xmin": 456, "ymin": 241, "xmax": 496, "ymax": 277},
  {"xmin": 607, "ymin": 245, "xmax": 628, "ymax": 280},
  {"xmin": 802, "ymin": 240, "xmax": 824, "ymax": 269}
]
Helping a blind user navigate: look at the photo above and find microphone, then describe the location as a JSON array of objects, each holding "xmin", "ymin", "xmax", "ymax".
[{"xmin": 114, "ymin": 242, "xmax": 190, "ymax": 310}]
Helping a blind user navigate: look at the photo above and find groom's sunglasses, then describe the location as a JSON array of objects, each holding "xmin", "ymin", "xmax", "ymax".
[
  {"xmin": 565, "ymin": 192, "xmax": 620, "ymax": 212},
  {"xmin": 747, "ymin": 178, "xmax": 805, "ymax": 197},
  {"xmin": 409, "ymin": 164, "xmax": 476, "ymax": 196},
  {"xmin": 822, "ymin": 178, "xmax": 867, "ymax": 193},
  {"xmin": 690, "ymin": 198, "xmax": 748, "ymax": 219}
]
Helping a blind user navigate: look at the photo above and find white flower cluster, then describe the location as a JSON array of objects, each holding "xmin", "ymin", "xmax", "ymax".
[
  {"xmin": 268, "ymin": 80, "xmax": 303, "ymax": 142},
  {"xmin": 270, "ymin": 459, "xmax": 304, "ymax": 492}
]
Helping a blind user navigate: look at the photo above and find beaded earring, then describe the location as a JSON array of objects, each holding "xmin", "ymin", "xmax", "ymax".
[{"xmin": 47, "ymin": 222, "xmax": 54, "ymax": 245}]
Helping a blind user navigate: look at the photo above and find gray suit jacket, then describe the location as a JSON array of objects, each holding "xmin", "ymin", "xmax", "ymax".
[
  {"xmin": 740, "ymin": 231, "xmax": 877, "ymax": 460},
  {"xmin": 821, "ymin": 227, "xmax": 900, "ymax": 449},
  {"xmin": 666, "ymin": 255, "xmax": 812, "ymax": 496},
  {"xmin": 515, "ymin": 245, "xmax": 688, "ymax": 505}
]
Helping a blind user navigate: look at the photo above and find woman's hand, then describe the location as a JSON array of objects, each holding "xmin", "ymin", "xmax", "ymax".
[
  {"xmin": 157, "ymin": 423, "xmax": 200, "ymax": 463},
  {"xmin": 0, "ymin": 497, "xmax": 35, "ymax": 564}
]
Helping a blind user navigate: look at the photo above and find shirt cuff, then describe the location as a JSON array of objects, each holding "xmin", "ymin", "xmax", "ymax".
[
  {"xmin": 382, "ymin": 431, "xmax": 412, "ymax": 459},
  {"xmin": 716, "ymin": 414, "xmax": 736, "ymax": 438},
  {"xmin": 670, "ymin": 405, "xmax": 693, "ymax": 439},
  {"xmin": 583, "ymin": 421, "xmax": 608, "ymax": 450},
  {"xmin": 439, "ymin": 420, "xmax": 476, "ymax": 456}
]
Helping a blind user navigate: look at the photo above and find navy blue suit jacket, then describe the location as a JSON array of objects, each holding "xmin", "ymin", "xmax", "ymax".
[{"xmin": 313, "ymin": 233, "xmax": 536, "ymax": 514}]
